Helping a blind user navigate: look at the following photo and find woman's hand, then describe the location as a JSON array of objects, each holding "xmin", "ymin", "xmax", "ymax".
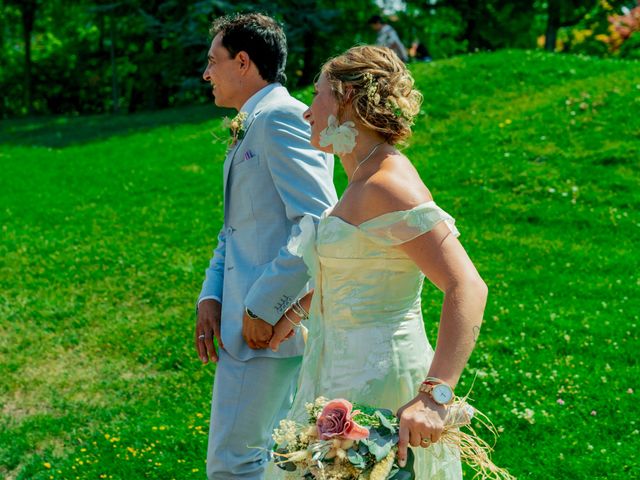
[
  {"xmin": 396, "ymin": 393, "xmax": 448, "ymax": 467},
  {"xmin": 268, "ymin": 314, "xmax": 298, "ymax": 352}
]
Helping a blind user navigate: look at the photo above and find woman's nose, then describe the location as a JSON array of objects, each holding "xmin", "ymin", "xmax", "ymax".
[{"xmin": 303, "ymin": 108, "xmax": 311, "ymax": 122}]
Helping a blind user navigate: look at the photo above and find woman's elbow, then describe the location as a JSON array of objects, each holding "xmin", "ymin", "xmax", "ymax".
[{"xmin": 461, "ymin": 275, "xmax": 488, "ymax": 304}]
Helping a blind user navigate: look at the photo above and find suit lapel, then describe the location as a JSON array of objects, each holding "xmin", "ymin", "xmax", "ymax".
[
  {"xmin": 221, "ymin": 85, "xmax": 288, "ymax": 216},
  {"xmin": 222, "ymin": 112, "xmax": 260, "ymax": 212}
]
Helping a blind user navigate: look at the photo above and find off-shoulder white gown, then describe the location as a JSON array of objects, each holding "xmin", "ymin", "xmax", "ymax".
[{"xmin": 268, "ymin": 202, "xmax": 463, "ymax": 479}]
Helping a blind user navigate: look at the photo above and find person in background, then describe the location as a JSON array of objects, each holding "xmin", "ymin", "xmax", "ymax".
[
  {"xmin": 368, "ymin": 14, "xmax": 409, "ymax": 62},
  {"xmin": 410, "ymin": 40, "xmax": 433, "ymax": 62}
]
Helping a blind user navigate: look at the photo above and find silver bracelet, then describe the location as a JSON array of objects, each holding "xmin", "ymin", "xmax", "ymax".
[
  {"xmin": 283, "ymin": 310, "xmax": 301, "ymax": 328},
  {"xmin": 291, "ymin": 299, "xmax": 309, "ymax": 320},
  {"xmin": 290, "ymin": 303, "xmax": 306, "ymax": 320}
]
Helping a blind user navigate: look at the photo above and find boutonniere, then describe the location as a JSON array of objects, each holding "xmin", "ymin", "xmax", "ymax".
[{"xmin": 222, "ymin": 111, "xmax": 248, "ymax": 147}]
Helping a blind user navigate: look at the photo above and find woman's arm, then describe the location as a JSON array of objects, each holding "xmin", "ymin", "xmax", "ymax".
[
  {"xmin": 394, "ymin": 221, "xmax": 487, "ymax": 467},
  {"xmin": 268, "ymin": 289, "xmax": 315, "ymax": 351},
  {"xmin": 399, "ymin": 221, "xmax": 488, "ymax": 388}
]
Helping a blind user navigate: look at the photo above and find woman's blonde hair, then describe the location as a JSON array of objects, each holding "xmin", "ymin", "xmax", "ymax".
[{"xmin": 321, "ymin": 45, "xmax": 423, "ymax": 145}]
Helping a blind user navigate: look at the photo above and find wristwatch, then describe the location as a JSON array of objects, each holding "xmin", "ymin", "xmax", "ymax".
[
  {"xmin": 245, "ymin": 307, "xmax": 260, "ymax": 319},
  {"xmin": 418, "ymin": 378, "xmax": 454, "ymax": 406}
]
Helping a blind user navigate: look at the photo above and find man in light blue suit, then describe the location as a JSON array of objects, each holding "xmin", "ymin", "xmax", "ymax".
[{"xmin": 195, "ymin": 13, "xmax": 337, "ymax": 480}]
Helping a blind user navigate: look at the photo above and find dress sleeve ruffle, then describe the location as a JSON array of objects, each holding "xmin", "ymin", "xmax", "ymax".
[
  {"xmin": 287, "ymin": 214, "xmax": 319, "ymax": 276},
  {"xmin": 359, "ymin": 201, "xmax": 460, "ymax": 246}
]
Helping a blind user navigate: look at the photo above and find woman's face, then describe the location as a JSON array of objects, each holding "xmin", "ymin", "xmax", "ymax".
[{"xmin": 303, "ymin": 73, "xmax": 339, "ymax": 151}]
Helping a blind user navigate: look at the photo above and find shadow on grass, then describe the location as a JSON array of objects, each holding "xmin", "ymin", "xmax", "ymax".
[{"xmin": 0, "ymin": 103, "xmax": 232, "ymax": 148}]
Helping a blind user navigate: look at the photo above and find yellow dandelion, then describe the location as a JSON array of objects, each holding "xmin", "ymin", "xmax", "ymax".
[
  {"xmin": 43, "ymin": 462, "xmax": 52, "ymax": 469},
  {"xmin": 159, "ymin": 426, "xmax": 167, "ymax": 431},
  {"xmin": 505, "ymin": 119, "xmax": 512, "ymax": 125}
]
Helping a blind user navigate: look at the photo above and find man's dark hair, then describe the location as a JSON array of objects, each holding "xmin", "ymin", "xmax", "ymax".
[
  {"xmin": 210, "ymin": 13, "xmax": 287, "ymax": 84},
  {"xmin": 367, "ymin": 15, "xmax": 383, "ymax": 25}
]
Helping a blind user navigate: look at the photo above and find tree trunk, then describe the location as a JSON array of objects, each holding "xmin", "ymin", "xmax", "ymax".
[
  {"xmin": 110, "ymin": 14, "xmax": 120, "ymax": 113},
  {"xmin": 20, "ymin": 0, "xmax": 37, "ymax": 115},
  {"xmin": 462, "ymin": 0, "xmax": 482, "ymax": 51},
  {"xmin": 299, "ymin": 27, "xmax": 316, "ymax": 87},
  {"xmin": 545, "ymin": 0, "xmax": 561, "ymax": 52}
]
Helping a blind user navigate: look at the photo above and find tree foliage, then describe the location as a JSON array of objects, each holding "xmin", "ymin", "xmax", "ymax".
[{"xmin": 0, "ymin": 0, "xmax": 636, "ymax": 118}]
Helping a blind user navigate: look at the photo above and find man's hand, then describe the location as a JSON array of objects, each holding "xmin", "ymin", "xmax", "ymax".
[
  {"xmin": 242, "ymin": 310, "xmax": 274, "ymax": 349},
  {"xmin": 195, "ymin": 299, "xmax": 223, "ymax": 364}
]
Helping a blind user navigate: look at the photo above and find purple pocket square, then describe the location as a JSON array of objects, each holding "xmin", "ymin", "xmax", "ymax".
[{"xmin": 243, "ymin": 150, "xmax": 256, "ymax": 162}]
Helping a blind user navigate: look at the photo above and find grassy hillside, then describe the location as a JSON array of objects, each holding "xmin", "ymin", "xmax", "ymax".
[{"xmin": 1, "ymin": 50, "xmax": 638, "ymax": 479}]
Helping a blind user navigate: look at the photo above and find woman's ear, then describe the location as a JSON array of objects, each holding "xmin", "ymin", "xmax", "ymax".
[{"xmin": 343, "ymin": 86, "xmax": 354, "ymax": 104}]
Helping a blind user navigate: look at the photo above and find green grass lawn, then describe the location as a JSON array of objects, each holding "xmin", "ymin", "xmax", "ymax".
[{"xmin": 1, "ymin": 49, "xmax": 638, "ymax": 480}]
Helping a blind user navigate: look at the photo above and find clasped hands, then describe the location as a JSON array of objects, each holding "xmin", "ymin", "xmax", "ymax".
[
  {"xmin": 195, "ymin": 299, "xmax": 298, "ymax": 364},
  {"xmin": 245, "ymin": 309, "xmax": 300, "ymax": 352}
]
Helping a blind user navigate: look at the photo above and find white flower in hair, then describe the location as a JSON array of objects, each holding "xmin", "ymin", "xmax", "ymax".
[{"xmin": 319, "ymin": 115, "xmax": 358, "ymax": 155}]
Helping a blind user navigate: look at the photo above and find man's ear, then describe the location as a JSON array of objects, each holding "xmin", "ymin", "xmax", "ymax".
[{"xmin": 236, "ymin": 51, "xmax": 251, "ymax": 74}]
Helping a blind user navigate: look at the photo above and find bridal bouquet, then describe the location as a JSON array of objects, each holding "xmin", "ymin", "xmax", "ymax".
[{"xmin": 271, "ymin": 397, "xmax": 514, "ymax": 480}]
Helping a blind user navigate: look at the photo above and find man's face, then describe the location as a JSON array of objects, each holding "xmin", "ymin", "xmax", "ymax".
[
  {"xmin": 370, "ymin": 22, "xmax": 382, "ymax": 32},
  {"xmin": 202, "ymin": 33, "xmax": 242, "ymax": 109}
]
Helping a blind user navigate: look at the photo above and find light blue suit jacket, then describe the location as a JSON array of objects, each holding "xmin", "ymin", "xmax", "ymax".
[{"xmin": 199, "ymin": 84, "xmax": 337, "ymax": 361}]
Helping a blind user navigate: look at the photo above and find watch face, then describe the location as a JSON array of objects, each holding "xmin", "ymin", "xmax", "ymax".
[{"xmin": 432, "ymin": 384, "xmax": 453, "ymax": 404}]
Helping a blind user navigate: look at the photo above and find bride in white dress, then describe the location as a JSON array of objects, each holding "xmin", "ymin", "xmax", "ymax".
[{"xmin": 268, "ymin": 45, "xmax": 488, "ymax": 479}]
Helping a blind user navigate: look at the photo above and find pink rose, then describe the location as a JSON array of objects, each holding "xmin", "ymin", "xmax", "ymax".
[{"xmin": 316, "ymin": 399, "xmax": 369, "ymax": 441}]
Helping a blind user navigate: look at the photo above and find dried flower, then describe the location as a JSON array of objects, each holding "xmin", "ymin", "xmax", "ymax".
[{"xmin": 223, "ymin": 111, "xmax": 248, "ymax": 146}]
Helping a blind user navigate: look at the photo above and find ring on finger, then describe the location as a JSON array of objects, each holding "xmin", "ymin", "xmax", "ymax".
[{"xmin": 420, "ymin": 438, "xmax": 431, "ymax": 446}]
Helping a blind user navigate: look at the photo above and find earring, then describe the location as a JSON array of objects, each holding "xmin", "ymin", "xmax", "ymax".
[{"xmin": 319, "ymin": 115, "xmax": 358, "ymax": 155}]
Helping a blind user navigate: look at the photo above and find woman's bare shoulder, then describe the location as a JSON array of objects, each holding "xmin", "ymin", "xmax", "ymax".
[{"xmin": 361, "ymin": 154, "xmax": 433, "ymax": 217}]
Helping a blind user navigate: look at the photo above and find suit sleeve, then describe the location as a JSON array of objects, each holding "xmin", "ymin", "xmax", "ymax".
[
  {"xmin": 198, "ymin": 226, "xmax": 226, "ymax": 304},
  {"xmin": 243, "ymin": 107, "xmax": 337, "ymax": 325}
]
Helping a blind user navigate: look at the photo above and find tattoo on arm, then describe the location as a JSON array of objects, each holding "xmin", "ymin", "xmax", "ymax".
[{"xmin": 473, "ymin": 325, "xmax": 481, "ymax": 343}]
